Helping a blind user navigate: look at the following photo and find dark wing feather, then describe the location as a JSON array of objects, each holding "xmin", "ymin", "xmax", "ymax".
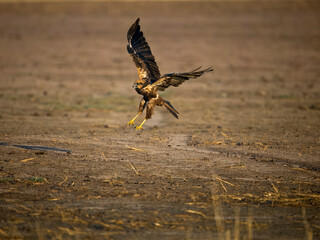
[
  {"xmin": 150, "ymin": 67, "xmax": 213, "ymax": 91},
  {"xmin": 127, "ymin": 18, "xmax": 161, "ymax": 81}
]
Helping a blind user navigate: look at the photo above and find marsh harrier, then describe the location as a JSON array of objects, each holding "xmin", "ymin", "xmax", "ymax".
[{"xmin": 126, "ymin": 18, "xmax": 213, "ymax": 130}]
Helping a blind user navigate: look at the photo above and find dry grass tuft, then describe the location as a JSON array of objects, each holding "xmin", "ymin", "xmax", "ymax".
[{"xmin": 302, "ymin": 207, "xmax": 313, "ymax": 240}]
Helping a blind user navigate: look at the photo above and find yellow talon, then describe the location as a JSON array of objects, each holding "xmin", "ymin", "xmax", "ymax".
[
  {"xmin": 135, "ymin": 126, "xmax": 143, "ymax": 130},
  {"xmin": 126, "ymin": 114, "xmax": 141, "ymax": 126},
  {"xmin": 126, "ymin": 120, "xmax": 135, "ymax": 126},
  {"xmin": 135, "ymin": 119, "xmax": 146, "ymax": 130}
]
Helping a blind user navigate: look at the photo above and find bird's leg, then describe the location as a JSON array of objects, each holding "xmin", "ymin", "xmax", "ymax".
[
  {"xmin": 135, "ymin": 99, "xmax": 155, "ymax": 130},
  {"xmin": 126, "ymin": 113, "xmax": 140, "ymax": 126},
  {"xmin": 126, "ymin": 98, "xmax": 146, "ymax": 126},
  {"xmin": 135, "ymin": 119, "xmax": 146, "ymax": 130}
]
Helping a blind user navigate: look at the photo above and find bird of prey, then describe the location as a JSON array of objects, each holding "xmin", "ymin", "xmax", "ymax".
[{"xmin": 126, "ymin": 18, "xmax": 213, "ymax": 130}]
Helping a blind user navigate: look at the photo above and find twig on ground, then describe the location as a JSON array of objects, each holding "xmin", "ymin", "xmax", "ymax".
[
  {"xmin": 126, "ymin": 145, "xmax": 146, "ymax": 152},
  {"xmin": 21, "ymin": 158, "xmax": 35, "ymax": 163},
  {"xmin": 58, "ymin": 176, "xmax": 68, "ymax": 186},
  {"xmin": 128, "ymin": 161, "xmax": 139, "ymax": 175}
]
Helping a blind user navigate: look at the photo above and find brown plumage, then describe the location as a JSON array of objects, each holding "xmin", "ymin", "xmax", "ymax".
[{"xmin": 126, "ymin": 18, "xmax": 213, "ymax": 130}]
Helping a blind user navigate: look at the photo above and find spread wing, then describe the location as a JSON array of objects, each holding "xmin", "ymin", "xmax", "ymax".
[
  {"xmin": 149, "ymin": 67, "xmax": 213, "ymax": 91},
  {"xmin": 127, "ymin": 18, "xmax": 161, "ymax": 82}
]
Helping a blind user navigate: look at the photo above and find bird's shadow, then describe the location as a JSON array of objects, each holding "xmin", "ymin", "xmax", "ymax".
[{"xmin": 0, "ymin": 142, "xmax": 72, "ymax": 153}]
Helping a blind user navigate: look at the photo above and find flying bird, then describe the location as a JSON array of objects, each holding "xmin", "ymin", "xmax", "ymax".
[{"xmin": 126, "ymin": 18, "xmax": 213, "ymax": 130}]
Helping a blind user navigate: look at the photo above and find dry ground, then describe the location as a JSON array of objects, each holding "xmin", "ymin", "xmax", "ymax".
[{"xmin": 0, "ymin": 1, "xmax": 319, "ymax": 239}]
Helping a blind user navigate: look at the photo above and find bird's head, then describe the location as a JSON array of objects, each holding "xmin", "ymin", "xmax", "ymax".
[{"xmin": 133, "ymin": 79, "xmax": 146, "ymax": 91}]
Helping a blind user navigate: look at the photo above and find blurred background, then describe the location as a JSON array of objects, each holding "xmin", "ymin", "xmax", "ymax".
[{"xmin": 1, "ymin": 0, "xmax": 319, "ymax": 151}]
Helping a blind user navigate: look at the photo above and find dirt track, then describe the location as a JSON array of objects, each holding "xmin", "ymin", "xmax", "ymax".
[{"xmin": 0, "ymin": 1, "xmax": 319, "ymax": 239}]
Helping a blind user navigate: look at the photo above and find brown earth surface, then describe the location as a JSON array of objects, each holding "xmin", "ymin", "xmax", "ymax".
[{"xmin": 0, "ymin": 1, "xmax": 320, "ymax": 239}]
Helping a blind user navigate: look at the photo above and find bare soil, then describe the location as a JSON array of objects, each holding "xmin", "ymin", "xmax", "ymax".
[{"xmin": 0, "ymin": 1, "xmax": 319, "ymax": 239}]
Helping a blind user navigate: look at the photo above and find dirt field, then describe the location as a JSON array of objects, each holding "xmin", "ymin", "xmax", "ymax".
[{"xmin": 0, "ymin": 1, "xmax": 319, "ymax": 239}]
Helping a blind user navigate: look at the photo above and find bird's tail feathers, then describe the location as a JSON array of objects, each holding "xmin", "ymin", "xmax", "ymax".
[{"xmin": 163, "ymin": 100, "xmax": 179, "ymax": 119}]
